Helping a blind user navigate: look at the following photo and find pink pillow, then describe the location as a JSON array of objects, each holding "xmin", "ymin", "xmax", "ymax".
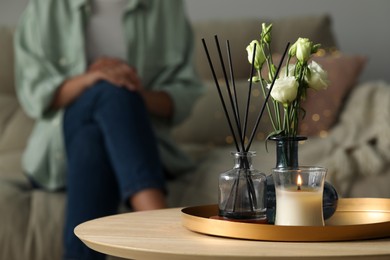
[{"xmin": 299, "ymin": 54, "xmax": 367, "ymax": 137}]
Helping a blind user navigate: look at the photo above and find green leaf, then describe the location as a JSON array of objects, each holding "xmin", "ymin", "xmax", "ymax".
[
  {"xmin": 248, "ymin": 75, "xmax": 261, "ymax": 83},
  {"xmin": 312, "ymin": 43, "xmax": 321, "ymax": 53}
]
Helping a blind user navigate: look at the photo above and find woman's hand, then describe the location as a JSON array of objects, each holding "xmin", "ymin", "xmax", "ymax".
[
  {"xmin": 88, "ymin": 57, "xmax": 143, "ymax": 92},
  {"xmin": 52, "ymin": 58, "xmax": 143, "ymax": 109},
  {"xmin": 51, "ymin": 70, "xmax": 103, "ymax": 108},
  {"xmin": 52, "ymin": 57, "xmax": 173, "ymax": 118}
]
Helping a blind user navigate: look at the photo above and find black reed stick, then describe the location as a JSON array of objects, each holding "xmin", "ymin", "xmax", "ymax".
[
  {"xmin": 201, "ymin": 38, "xmax": 240, "ymax": 152},
  {"xmin": 214, "ymin": 35, "xmax": 245, "ymax": 152},
  {"xmin": 226, "ymin": 40, "xmax": 242, "ymax": 137},
  {"xmin": 243, "ymin": 42, "xmax": 257, "ymax": 144},
  {"xmin": 245, "ymin": 42, "xmax": 291, "ymax": 152}
]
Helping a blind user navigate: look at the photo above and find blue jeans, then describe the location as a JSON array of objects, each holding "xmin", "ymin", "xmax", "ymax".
[{"xmin": 63, "ymin": 81, "xmax": 165, "ymax": 260}]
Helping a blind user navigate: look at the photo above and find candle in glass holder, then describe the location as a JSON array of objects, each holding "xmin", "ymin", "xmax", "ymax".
[
  {"xmin": 275, "ymin": 186, "xmax": 324, "ymax": 226},
  {"xmin": 272, "ymin": 167, "xmax": 327, "ymax": 226}
]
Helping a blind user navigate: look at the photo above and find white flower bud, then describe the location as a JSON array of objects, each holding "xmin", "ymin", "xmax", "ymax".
[
  {"xmin": 246, "ymin": 40, "xmax": 266, "ymax": 70},
  {"xmin": 261, "ymin": 23, "xmax": 273, "ymax": 43},
  {"xmin": 295, "ymin": 38, "xmax": 312, "ymax": 63},
  {"xmin": 288, "ymin": 42, "xmax": 297, "ymax": 57}
]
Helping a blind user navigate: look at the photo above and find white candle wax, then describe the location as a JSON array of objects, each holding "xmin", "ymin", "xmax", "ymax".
[{"xmin": 275, "ymin": 187, "xmax": 324, "ymax": 226}]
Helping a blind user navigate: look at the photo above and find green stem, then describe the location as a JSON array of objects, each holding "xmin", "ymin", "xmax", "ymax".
[
  {"xmin": 289, "ymin": 104, "xmax": 297, "ymax": 136},
  {"xmin": 291, "ymin": 62, "xmax": 307, "ymax": 137},
  {"xmin": 274, "ymin": 100, "xmax": 282, "ymax": 131},
  {"xmin": 258, "ymin": 70, "xmax": 277, "ymax": 131},
  {"xmin": 284, "ymin": 106, "xmax": 290, "ymax": 136}
]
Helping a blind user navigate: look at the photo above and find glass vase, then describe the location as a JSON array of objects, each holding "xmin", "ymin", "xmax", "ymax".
[
  {"xmin": 218, "ymin": 152, "xmax": 267, "ymax": 221},
  {"xmin": 266, "ymin": 136, "xmax": 339, "ymax": 224}
]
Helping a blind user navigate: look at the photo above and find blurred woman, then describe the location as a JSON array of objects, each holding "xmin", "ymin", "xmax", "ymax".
[{"xmin": 14, "ymin": 0, "xmax": 203, "ymax": 259}]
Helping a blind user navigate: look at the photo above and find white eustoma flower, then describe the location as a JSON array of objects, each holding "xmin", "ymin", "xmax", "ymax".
[
  {"xmin": 268, "ymin": 76, "xmax": 299, "ymax": 105},
  {"xmin": 295, "ymin": 38, "xmax": 312, "ymax": 63},
  {"xmin": 246, "ymin": 40, "xmax": 266, "ymax": 70},
  {"xmin": 307, "ymin": 61, "xmax": 329, "ymax": 90}
]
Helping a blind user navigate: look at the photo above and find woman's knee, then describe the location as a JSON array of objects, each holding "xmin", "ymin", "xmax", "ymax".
[
  {"xmin": 92, "ymin": 81, "xmax": 142, "ymax": 103},
  {"xmin": 64, "ymin": 81, "xmax": 145, "ymax": 137},
  {"xmin": 69, "ymin": 80, "xmax": 142, "ymax": 110}
]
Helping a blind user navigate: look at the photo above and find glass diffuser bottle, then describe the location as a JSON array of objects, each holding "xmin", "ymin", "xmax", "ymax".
[{"xmin": 219, "ymin": 152, "xmax": 267, "ymax": 221}]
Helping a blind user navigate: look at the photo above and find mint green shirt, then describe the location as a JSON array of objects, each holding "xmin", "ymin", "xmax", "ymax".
[{"xmin": 14, "ymin": 0, "xmax": 204, "ymax": 190}]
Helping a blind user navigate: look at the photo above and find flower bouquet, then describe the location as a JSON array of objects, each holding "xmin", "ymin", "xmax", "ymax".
[
  {"xmin": 246, "ymin": 24, "xmax": 338, "ymax": 223},
  {"xmin": 246, "ymin": 23, "xmax": 329, "ymax": 139}
]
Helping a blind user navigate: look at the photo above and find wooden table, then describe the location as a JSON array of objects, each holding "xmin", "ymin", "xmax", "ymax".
[{"xmin": 75, "ymin": 207, "xmax": 390, "ymax": 260}]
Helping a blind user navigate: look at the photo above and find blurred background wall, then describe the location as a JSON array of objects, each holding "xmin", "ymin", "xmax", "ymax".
[{"xmin": 1, "ymin": 0, "xmax": 389, "ymax": 83}]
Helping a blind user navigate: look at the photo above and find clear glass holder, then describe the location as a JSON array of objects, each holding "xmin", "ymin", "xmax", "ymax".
[{"xmin": 272, "ymin": 166, "xmax": 327, "ymax": 226}]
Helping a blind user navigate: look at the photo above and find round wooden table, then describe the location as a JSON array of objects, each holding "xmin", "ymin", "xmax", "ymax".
[{"xmin": 75, "ymin": 207, "xmax": 390, "ymax": 260}]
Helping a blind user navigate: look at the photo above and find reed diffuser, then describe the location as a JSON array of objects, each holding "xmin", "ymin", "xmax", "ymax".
[{"xmin": 202, "ymin": 36, "xmax": 290, "ymax": 220}]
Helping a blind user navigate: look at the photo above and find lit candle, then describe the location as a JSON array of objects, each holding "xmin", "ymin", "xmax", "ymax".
[
  {"xmin": 273, "ymin": 167, "xmax": 327, "ymax": 226},
  {"xmin": 275, "ymin": 187, "xmax": 324, "ymax": 226},
  {"xmin": 274, "ymin": 174, "xmax": 324, "ymax": 226},
  {"xmin": 297, "ymin": 174, "xmax": 302, "ymax": 191}
]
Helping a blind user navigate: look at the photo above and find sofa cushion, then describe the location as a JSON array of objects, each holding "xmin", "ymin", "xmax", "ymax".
[
  {"xmin": 193, "ymin": 18, "xmax": 262, "ymax": 82},
  {"xmin": 299, "ymin": 54, "xmax": 367, "ymax": 137},
  {"xmin": 172, "ymin": 80, "xmax": 274, "ymax": 145},
  {"xmin": 0, "ymin": 150, "xmax": 25, "ymax": 181},
  {"xmin": 271, "ymin": 14, "xmax": 337, "ymax": 54},
  {"xmin": 0, "ymin": 179, "xmax": 65, "ymax": 260},
  {"xmin": 193, "ymin": 14, "xmax": 337, "ymax": 82},
  {"xmin": 0, "ymin": 27, "xmax": 15, "ymax": 96},
  {"xmin": 0, "ymin": 95, "xmax": 34, "ymax": 153}
]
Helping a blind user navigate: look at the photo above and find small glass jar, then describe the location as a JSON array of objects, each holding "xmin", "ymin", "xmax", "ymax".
[{"xmin": 218, "ymin": 152, "xmax": 267, "ymax": 221}]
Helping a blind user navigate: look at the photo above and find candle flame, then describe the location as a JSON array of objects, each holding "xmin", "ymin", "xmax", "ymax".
[
  {"xmin": 297, "ymin": 174, "xmax": 302, "ymax": 190},
  {"xmin": 297, "ymin": 174, "xmax": 302, "ymax": 186}
]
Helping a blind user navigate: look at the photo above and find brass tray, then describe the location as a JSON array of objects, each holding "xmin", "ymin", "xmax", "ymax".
[{"xmin": 181, "ymin": 198, "xmax": 390, "ymax": 241}]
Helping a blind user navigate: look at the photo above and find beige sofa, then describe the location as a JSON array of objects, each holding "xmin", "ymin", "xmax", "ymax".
[{"xmin": 1, "ymin": 15, "xmax": 390, "ymax": 260}]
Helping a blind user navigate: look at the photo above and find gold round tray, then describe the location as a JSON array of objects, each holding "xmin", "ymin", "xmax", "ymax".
[{"xmin": 181, "ymin": 198, "xmax": 390, "ymax": 241}]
